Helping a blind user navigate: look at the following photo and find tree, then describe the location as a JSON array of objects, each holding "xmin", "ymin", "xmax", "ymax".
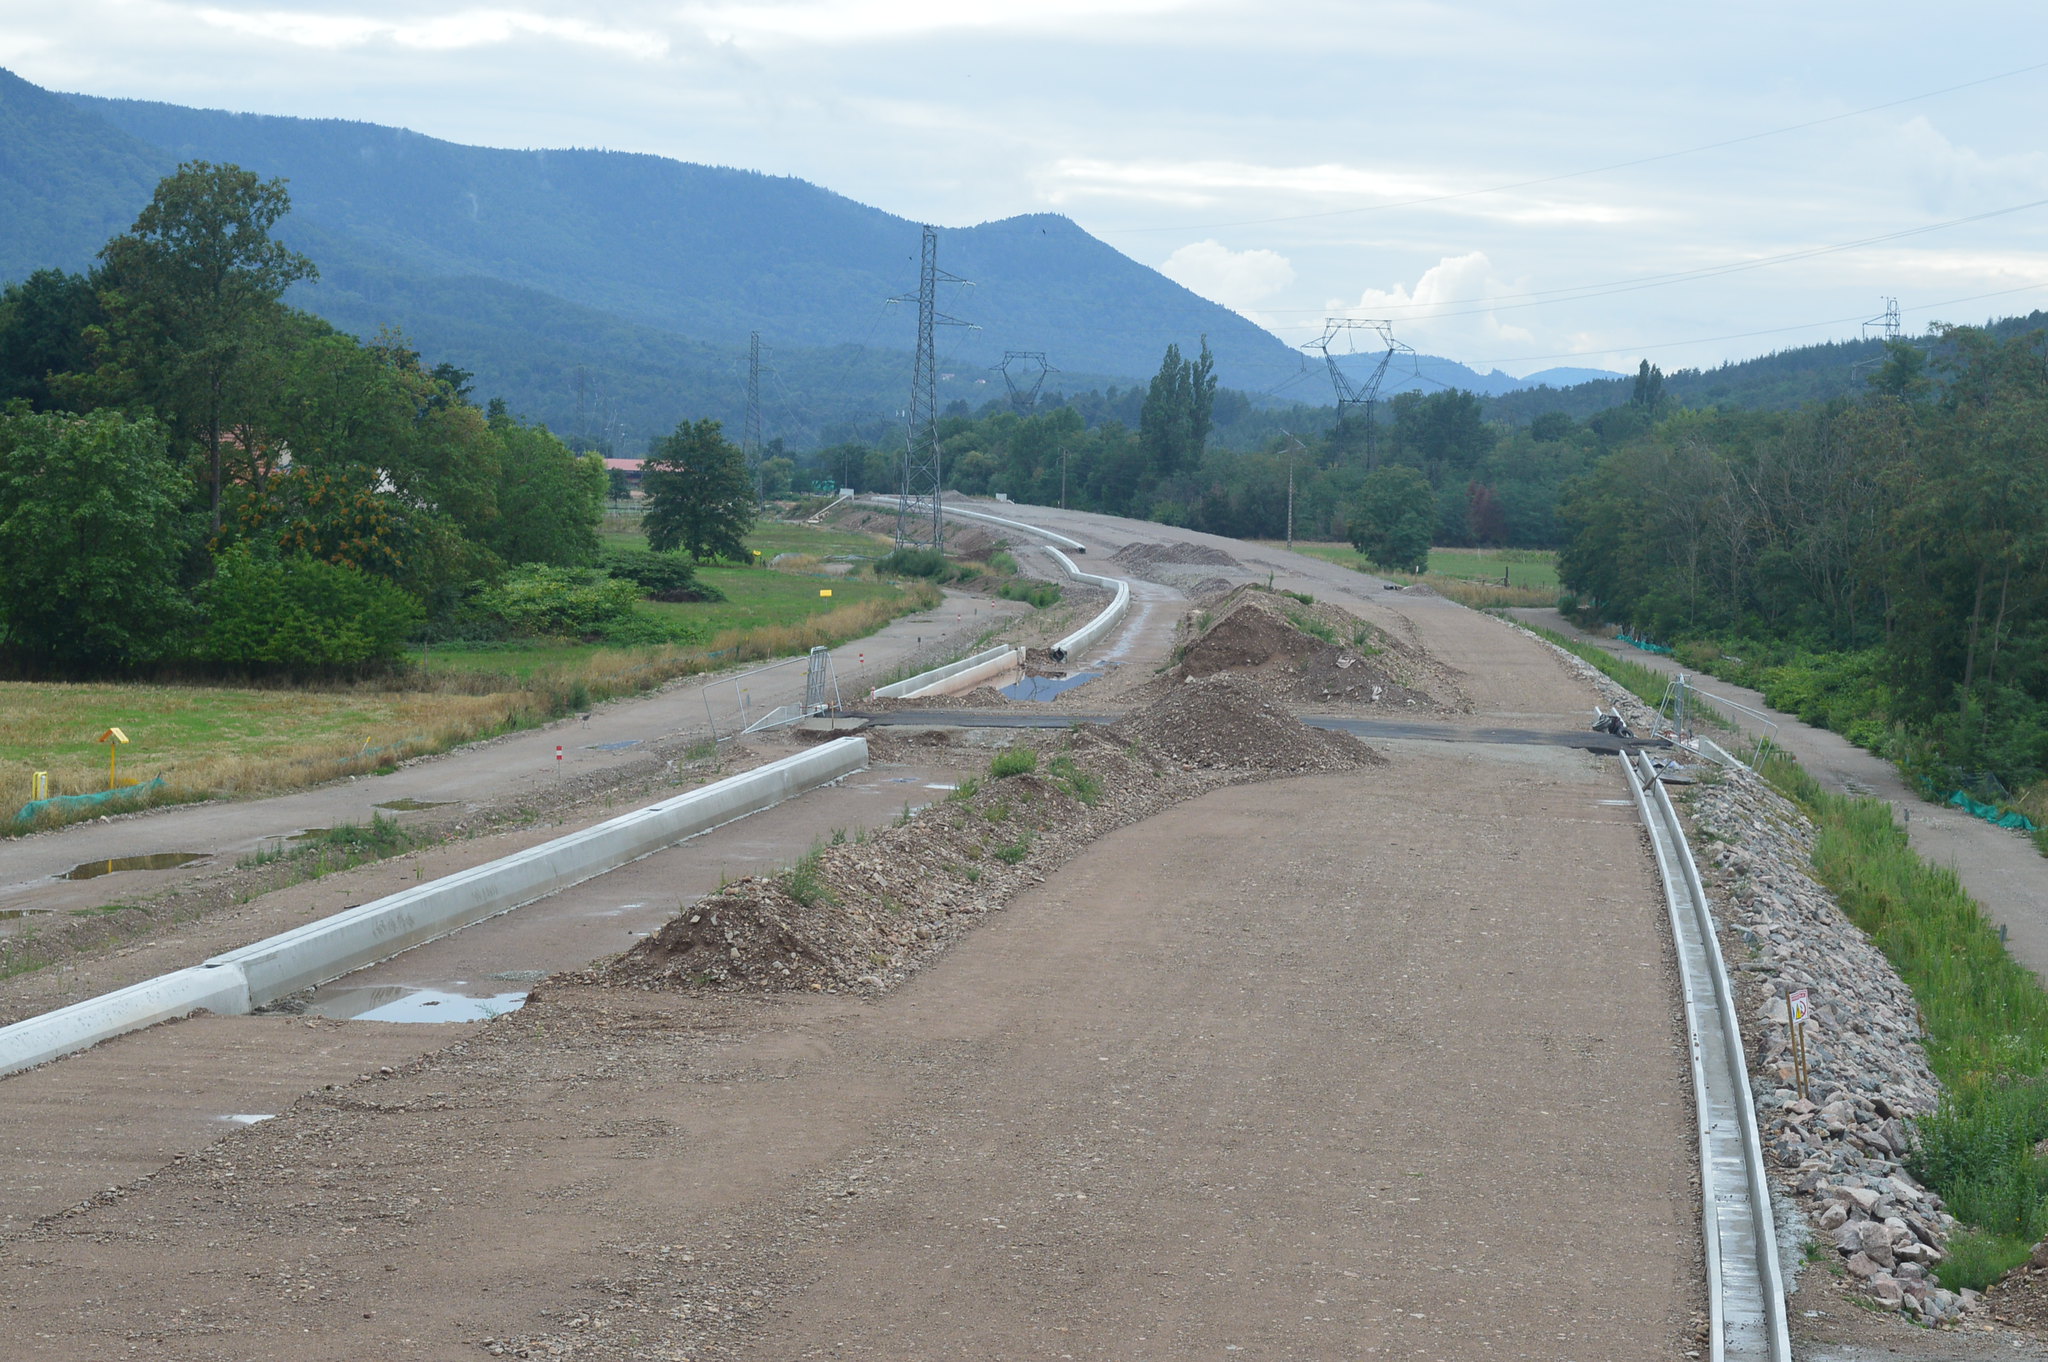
[
  {"xmin": 1347, "ymin": 465, "xmax": 1435, "ymax": 570},
  {"xmin": 1139, "ymin": 337, "xmax": 1217, "ymax": 478},
  {"xmin": 97, "ymin": 162, "xmax": 316, "ymax": 530},
  {"xmin": 485, "ymin": 415, "xmax": 605, "ymax": 567},
  {"xmin": 0, "ymin": 270, "xmax": 104, "ymax": 410},
  {"xmin": 0, "ymin": 409, "xmax": 197, "ymax": 670},
  {"xmin": 642, "ymin": 418, "xmax": 755, "ymax": 561}
]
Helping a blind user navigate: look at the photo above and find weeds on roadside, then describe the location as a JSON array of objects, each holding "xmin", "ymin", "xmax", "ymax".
[
  {"xmin": 989, "ymin": 748, "xmax": 1038, "ymax": 779},
  {"xmin": 993, "ymin": 832, "xmax": 1033, "ymax": 864},
  {"xmin": 781, "ymin": 840, "xmax": 836, "ymax": 908},
  {"xmin": 949, "ymin": 776, "xmax": 982, "ymax": 801},
  {"xmin": 1046, "ymin": 754, "xmax": 1102, "ymax": 806}
]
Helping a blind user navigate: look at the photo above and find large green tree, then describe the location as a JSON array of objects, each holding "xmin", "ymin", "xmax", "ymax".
[
  {"xmin": 96, "ymin": 161, "xmax": 315, "ymax": 530},
  {"xmin": 0, "ymin": 270, "xmax": 103, "ymax": 410},
  {"xmin": 1347, "ymin": 465, "xmax": 1435, "ymax": 571},
  {"xmin": 0, "ymin": 409, "xmax": 197, "ymax": 670},
  {"xmin": 1139, "ymin": 337, "xmax": 1216, "ymax": 478},
  {"xmin": 642, "ymin": 418, "xmax": 755, "ymax": 562}
]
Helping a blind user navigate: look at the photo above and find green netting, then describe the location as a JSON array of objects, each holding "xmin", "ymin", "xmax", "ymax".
[
  {"xmin": 12, "ymin": 776, "xmax": 168, "ymax": 826},
  {"xmin": 1946, "ymin": 790, "xmax": 2039, "ymax": 832},
  {"xmin": 1619, "ymin": 632, "xmax": 1673, "ymax": 655}
]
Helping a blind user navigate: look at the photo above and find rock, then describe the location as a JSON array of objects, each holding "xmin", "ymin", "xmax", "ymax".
[
  {"xmin": 1844, "ymin": 1251, "xmax": 1885, "ymax": 1279},
  {"xmin": 1867, "ymin": 1276, "xmax": 1906, "ymax": 1308},
  {"xmin": 1815, "ymin": 1201, "xmax": 1849, "ymax": 1232},
  {"xmin": 2028, "ymin": 1239, "xmax": 2048, "ymax": 1271}
]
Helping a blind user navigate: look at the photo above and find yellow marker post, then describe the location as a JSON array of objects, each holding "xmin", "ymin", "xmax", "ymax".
[
  {"xmin": 98, "ymin": 727, "xmax": 129, "ymax": 790},
  {"xmin": 30, "ymin": 771, "xmax": 48, "ymax": 802},
  {"xmin": 819, "ymin": 588, "xmax": 833, "ymax": 598}
]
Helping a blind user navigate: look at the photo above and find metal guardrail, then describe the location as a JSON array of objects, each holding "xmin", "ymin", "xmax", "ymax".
[{"xmin": 1627, "ymin": 750, "xmax": 1791, "ymax": 1362}]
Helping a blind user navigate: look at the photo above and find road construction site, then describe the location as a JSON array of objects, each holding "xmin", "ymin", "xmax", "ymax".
[{"xmin": 0, "ymin": 500, "xmax": 2022, "ymax": 1359}]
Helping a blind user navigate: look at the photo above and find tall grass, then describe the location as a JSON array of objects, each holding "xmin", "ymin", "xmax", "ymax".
[
  {"xmin": 1516, "ymin": 622, "xmax": 1674, "ymax": 708},
  {"xmin": 1762, "ymin": 756, "xmax": 2048, "ymax": 1288}
]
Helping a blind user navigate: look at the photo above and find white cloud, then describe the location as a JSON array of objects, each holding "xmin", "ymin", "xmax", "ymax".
[
  {"xmin": 192, "ymin": 6, "xmax": 670, "ymax": 58},
  {"xmin": 1334, "ymin": 252, "xmax": 1536, "ymax": 361},
  {"xmin": 1160, "ymin": 239, "xmax": 1295, "ymax": 313},
  {"xmin": 675, "ymin": 0, "xmax": 1205, "ymax": 47}
]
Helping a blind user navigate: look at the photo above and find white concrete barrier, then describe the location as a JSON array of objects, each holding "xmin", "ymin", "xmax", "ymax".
[
  {"xmin": 872, "ymin": 645, "xmax": 1022, "ymax": 700},
  {"xmin": 0, "ymin": 738, "xmax": 868, "ymax": 1078},
  {"xmin": 1046, "ymin": 548, "xmax": 1132, "ymax": 662},
  {"xmin": 0, "ymin": 966, "xmax": 251, "ymax": 1078}
]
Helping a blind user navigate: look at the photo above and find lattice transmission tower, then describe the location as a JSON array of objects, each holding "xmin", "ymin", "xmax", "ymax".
[
  {"xmin": 997, "ymin": 351, "xmax": 1057, "ymax": 413},
  {"xmin": 890, "ymin": 225, "xmax": 974, "ymax": 549},
  {"xmin": 1304, "ymin": 319, "xmax": 1413, "ymax": 467}
]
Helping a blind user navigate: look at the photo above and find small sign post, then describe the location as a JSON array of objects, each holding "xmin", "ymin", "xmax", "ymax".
[
  {"xmin": 819, "ymin": 588, "xmax": 833, "ymax": 598},
  {"xmin": 1788, "ymin": 987, "xmax": 1811, "ymax": 1099},
  {"xmin": 97, "ymin": 727, "xmax": 129, "ymax": 790},
  {"xmin": 29, "ymin": 771, "xmax": 48, "ymax": 802}
]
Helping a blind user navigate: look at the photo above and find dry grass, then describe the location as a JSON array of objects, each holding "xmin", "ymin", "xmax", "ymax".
[
  {"xmin": 1390, "ymin": 576, "xmax": 1558, "ymax": 609},
  {"xmin": 5, "ymin": 582, "xmax": 942, "ymax": 834}
]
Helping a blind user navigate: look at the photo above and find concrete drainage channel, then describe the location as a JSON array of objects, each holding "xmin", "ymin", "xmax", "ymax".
[
  {"xmin": 0, "ymin": 740, "xmax": 870, "ymax": 1078},
  {"xmin": 1628, "ymin": 747, "xmax": 1792, "ymax": 1361}
]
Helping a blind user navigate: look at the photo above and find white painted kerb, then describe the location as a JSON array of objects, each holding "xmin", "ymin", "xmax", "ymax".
[{"xmin": 0, "ymin": 738, "xmax": 868, "ymax": 1079}]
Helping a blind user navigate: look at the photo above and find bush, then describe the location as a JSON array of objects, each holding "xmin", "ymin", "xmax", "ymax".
[
  {"xmin": 476, "ymin": 565, "xmax": 640, "ymax": 638},
  {"xmin": 997, "ymin": 579, "xmax": 1062, "ymax": 608},
  {"xmin": 989, "ymin": 748, "xmax": 1038, "ymax": 778},
  {"xmin": 200, "ymin": 547, "xmax": 422, "ymax": 670},
  {"xmin": 605, "ymin": 547, "xmax": 725, "ymax": 602}
]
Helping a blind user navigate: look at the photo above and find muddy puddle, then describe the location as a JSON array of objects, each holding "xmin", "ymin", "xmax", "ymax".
[
  {"xmin": 60, "ymin": 852, "xmax": 207, "ymax": 880},
  {"xmin": 299, "ymin": 985, "xmax": 528, "ymax": 1023},
  {"xmin": 373, "ymin": 798, "xmax": 457, "ymax": 812},
  {"xmin": 1001, "ymin": 672, "xmax": 1100, "ymax": 702}
]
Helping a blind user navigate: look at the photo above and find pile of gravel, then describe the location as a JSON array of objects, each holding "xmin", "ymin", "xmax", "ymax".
[
  {"xmin": 1179, "ymin": 597, "xmax": 1319, "ymax": 677},
  {"xmin": 1111, "ymin": 540, "xmax": 1240, "ymax": 570},
  {"xmin": 1115, "ymin": 674, "xmax": 1383, "ymax": 773}
]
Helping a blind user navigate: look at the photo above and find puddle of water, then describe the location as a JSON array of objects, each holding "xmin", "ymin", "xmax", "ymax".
[
  {"xmin": 222, "ymin": 1114, "xmax": 275, "ymax": 1125},
  {"xmin": 304, "ymin": 985, "xmax": 528, "ymax": 1023},
  {"xmin": 925, "ymin": 783, "xmax": 957, "ymax": 791},
  {"xmin": 1000, "ymin": 672, "xmax": 1100, "ymax": 702},
  {"xmin": 60, "ymin": 852, "xmax": 207, "ymax": 881},
  {"xmin": 373, "ymin": 798, "xmax": 456, "ymax": 812},
  {"xmin": 0, "ymin": 908, "xmax": 52, "ymax": 921},
  {"xmin": 288, "ymin": 828, "xmax": 332, "ymax": 842},
  {"xmin": 487, "ymin": 969, "xmax": 550, "ymax": 982},
  {"xmin": 585, "ymin": 740, "xmax": 642, "ymax": 753}
]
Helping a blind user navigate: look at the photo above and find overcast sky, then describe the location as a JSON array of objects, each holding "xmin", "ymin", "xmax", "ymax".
[{"xmin": 8, "ymin": 1, "xmax": 2048, "ymax": 379}]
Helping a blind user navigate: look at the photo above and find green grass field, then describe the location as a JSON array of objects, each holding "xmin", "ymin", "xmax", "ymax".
[{"xmin": 1271, "ymin": 541, "xmax": 1559, "ymax": 591}]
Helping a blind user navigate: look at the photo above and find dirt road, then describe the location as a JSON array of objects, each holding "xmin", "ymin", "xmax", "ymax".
[{"xmin": 4, "ymin": 751, "xmax": 1698, "ymax": 1359}]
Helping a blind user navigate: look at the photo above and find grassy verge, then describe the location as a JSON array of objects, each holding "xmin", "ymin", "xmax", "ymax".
[
  {"xmin": 1269, "ymin": 541, "xmax": 1558, "ymax": 607},
  {"xmin": 1515, "ymin": 621, "xmax": 1675, "ymax": 709},
  {"xmin": 1762, "ymin": 756, "xmax": 2048, "ymax": 1290}
]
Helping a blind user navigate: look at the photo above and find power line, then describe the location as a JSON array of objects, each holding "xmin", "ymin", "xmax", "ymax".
[{"xmin": 1101, "ymin": 58, "xmax": 2048, "ymax": 235}]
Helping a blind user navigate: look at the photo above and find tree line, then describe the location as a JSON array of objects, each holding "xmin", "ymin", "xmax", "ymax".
[
  {"xmin": 0, "ymin": 162, "xmax": 638, "ymax": 676},
  {"xmin": 1558, "ymin": 329, "xmax": 2048, "ymax": 789}
]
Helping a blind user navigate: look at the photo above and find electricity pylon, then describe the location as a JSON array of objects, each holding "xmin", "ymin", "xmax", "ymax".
[
  {"xmin": 1304, "ymin": 319, "xmax": 1412, "ymax": 467},
  {"xmin": 745, "ymin": 332, "xmax": 765, "ymax": 501},
  {"xmin": 889, "ymin": 225, "xmax": 974, "ymax": 549},
  {"xmin": 997, "ymin": 351, "xmax": 1057, "ymax": 413}
]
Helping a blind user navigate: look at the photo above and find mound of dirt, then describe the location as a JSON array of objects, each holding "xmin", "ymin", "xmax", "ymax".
[
  {"xmin": 1179, "ymin": 597, "xmax": 1321, "ymax": 677},
  {"xmin": 1112, "ymin": 540, "xmax": 1240, "ymax": 571},
  {"xmin": 1116, "ymin": 674, "xmax": 1384, "ymax": 772},
  {"xmin": 580, "ymin": 683, "xmax": 1377, "ymax": 997}
]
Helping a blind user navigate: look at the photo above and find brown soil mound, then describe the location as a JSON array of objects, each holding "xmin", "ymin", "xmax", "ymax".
[
  {"xmin": 1112, "ymin": 540, "xmax": 1240, "ymax": 571},
  {"xmin": 581, "ymin": 684, "xmax": 1377, "ymax": 996},
  {"xmin": 1180, "ymin": 598, "xmax": 1320, "ymax": 677},
  {"xmin": 1116, "ymin": 674, "xmax": 1384, "ymax": 772}
]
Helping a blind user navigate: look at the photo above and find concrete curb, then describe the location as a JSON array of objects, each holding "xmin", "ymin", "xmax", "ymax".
[
  {"xmin": 0, "ymin": 738, "xmax": 869, "ymax": 1079},
  {"xmin": 1046, "ymin": 547, "xmax": 1132, "ymax": 662},
  {"xmin": 872, "ymin": 645, "xmax": 1023, "ymax": 700}
]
